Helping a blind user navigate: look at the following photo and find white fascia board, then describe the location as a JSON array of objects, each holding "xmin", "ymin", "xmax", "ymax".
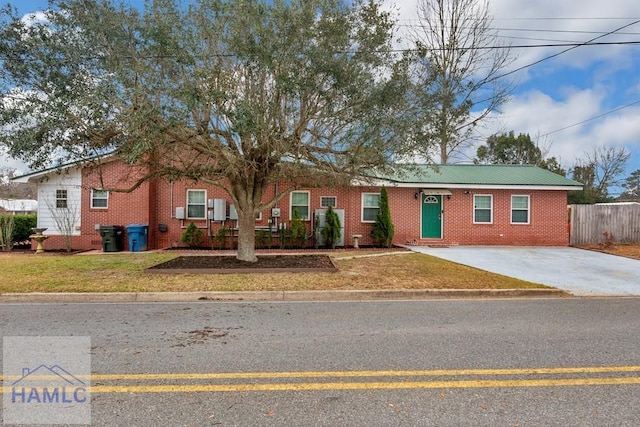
[
  {"xmin": 11, "ymin": 163, "xmax": 80, "ymax": 183},
  {"xmin": 11, "ymin": 153, "xmax": 116, "ymax": 183},
  {"xmin": 423, "ymin": 184, "xmax": 583, "ymax": 191},
  {"xmin": 351, "ymin": 179, "xmax": 581, "ymax": 191}
]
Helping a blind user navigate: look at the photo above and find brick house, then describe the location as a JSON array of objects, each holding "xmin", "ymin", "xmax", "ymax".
[{"xmin": 13, "ymin": 159, "xmax": 582, "ymax": 250}]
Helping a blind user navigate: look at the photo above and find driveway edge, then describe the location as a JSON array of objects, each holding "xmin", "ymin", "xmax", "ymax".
[{"xmin": 0, "ymin": 288, "xmax": 570, "ymax": 303}]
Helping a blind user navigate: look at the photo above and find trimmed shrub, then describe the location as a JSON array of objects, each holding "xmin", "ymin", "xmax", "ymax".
[
  {"xmin": 181, "ymin": 222, "xmax": 204, "ymax": 248},
  {"xmin": 215, "ymin": 226, "xmax": 229, "ymax": 249},
  {"xmin": 289, "ymin": 210, "xmax": 306, "ymax": 248},
  {"xmin": 12, "ymin": 214, "xmax": 37, "ymax": 243},
  {"xmin": 256, "ymin": 228, "xmax": 270, "ymax": 248},
  {"xmin": 371, "ymin": 186, "xmax": 394, "ymax": 247}
]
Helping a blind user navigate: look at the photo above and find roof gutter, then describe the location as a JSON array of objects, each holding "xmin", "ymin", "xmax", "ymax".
[{"xmin": 351, "ymin": 178, "xmax": 582, "ymax": 191}]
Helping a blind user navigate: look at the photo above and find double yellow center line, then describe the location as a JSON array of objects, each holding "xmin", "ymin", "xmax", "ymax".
[{"xmin": 4, "ymin": 366, "xmax": 640, "ymax": 393}]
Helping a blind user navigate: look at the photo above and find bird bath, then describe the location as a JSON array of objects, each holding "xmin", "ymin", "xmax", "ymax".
[{"xmin": 30, "ymin": 227, "xmax": 49, "ymax": 254}]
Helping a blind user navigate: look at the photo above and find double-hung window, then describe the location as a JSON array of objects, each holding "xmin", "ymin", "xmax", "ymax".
[
  {"xmin": 91, "ymin": 189, "xmax": 109, "ymax": 209},
  {"xmin": 473, "ymin": 194, "xmax": 492, "ymax": 223},
  {"xmin": 187, "ymin": 190, "xmax": 206, "ymax": 219},
  {"xmin": 362, "ymin": 193, "xmax": 380, "ymax": 222},
  {"xmin": 290, "ymin": 191, "xmax": 310, "ymax": 220},
  {"xmin": 55, "ymin": 189, "xmax": 68, "ymax": 209},
  {"xmin": 511, "ymin": 195, "xmax": 530, "ymax": 224}
]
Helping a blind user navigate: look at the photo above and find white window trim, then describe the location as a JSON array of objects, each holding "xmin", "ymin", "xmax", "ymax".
[
  {"xmin": 320, "ymin": 196, "xmax": 337, "ymax": 208},
  {"xmin": 290, "ymin": 190, "xmax": 310, "ymax": 220},
  {"xmin": 511, "ymin": 195, "xmax": 531, "ymax": 224},
  {"xmin": 255, "ymin": 211, "xmax": 263, "ymax": 221},
  {"xmin": 473, "ymin": 194, "xmax": 493, "ymax": 224},
  {"xmin": 91, "ymin": 189, "xmax": 109, "ymax": 209},
  {"xmin": 361, "ymin": 192, "xmax": 380, "ymax": 223},
  {"xmin": 186, "ymin": 189, "xmax": 207, "ymax": 219}
]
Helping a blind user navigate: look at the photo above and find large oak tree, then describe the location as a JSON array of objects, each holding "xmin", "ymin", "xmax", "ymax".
[{"xmin": 0, "ymin": 0, "xmax": 412, "ymax": 261}]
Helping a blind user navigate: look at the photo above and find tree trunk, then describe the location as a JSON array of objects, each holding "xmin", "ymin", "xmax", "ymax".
[
  {"xmin": 236, "ymin": 208, "xmax": 257, "ymax": 262},
  {"xmin": 440, "ymin": 144, "xmax": 448, "ymax": 164}
]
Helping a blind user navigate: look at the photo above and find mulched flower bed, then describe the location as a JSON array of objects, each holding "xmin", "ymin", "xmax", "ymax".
[{"xmin": 145, "ymin": 254, "xmax": 337, "ymax": 274}]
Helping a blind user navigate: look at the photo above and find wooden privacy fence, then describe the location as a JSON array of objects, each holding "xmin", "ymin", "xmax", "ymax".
[{"xmin": 569, "ymin": 203, "xmax": 640, "ymax": 245}]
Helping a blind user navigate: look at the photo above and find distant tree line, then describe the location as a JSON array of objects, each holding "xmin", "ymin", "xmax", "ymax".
[{"xmin": 475, "ymin": 131, "xmax": 634, "ymax": 204}]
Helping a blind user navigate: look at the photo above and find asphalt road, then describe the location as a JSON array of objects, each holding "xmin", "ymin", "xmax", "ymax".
[{"xmin": 2, "ymin": 298, "xmax": 640, "ymax": 426}]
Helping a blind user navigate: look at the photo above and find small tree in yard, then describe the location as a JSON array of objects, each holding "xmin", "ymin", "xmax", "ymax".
[
  {"xmin": 0, "ymin": 215, "xmax": 15, "ymax": 252},
  {"xmin": 181, "ymin": 222, "xmax": 204, "ymax": 248},
  {"xmin": 372, "ymin": 187, "xmax": 394, "ymax": 248},
  {"xmin": 46, "ymin": 198, "xmax": 80, "ymax": 253},
  {"xmin": 321, "ymin": 206, "xmax": 341, "ymax": 249}
]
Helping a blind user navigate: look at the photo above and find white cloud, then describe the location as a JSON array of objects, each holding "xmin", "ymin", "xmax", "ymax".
[
  {"xmin": 491, "ymin": 0, "xmax": 640, "ymax": 70},
  {"xmin": 21, "ymin": 11, "xmax": 48, "ymax": 26},
  {"xmin": 383, "ymin": 0, "xmax": 640, "ymax": 174},
  {"xmin": 479, "ymin": 88, "xmax": 640, "ymax": 170}
]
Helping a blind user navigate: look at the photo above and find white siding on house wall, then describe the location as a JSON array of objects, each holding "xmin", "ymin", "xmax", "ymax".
[{"xmin": 37, "ymin": 169, "xmax": 82, "ymax": 236}]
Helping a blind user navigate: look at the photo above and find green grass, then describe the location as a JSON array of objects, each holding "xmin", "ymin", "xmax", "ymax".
[{"xmin": 0, "ymin": 251, "xmax": 548, "ymax": 293}]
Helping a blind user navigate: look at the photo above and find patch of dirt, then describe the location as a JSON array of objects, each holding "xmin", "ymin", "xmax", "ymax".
[
  {"xmin": 576, "ymin": 243, "xmax": 640, "ymax": 260},
  {"xmin": 146, "ymin": 254, "xmax": 337, "ymax": 274}
]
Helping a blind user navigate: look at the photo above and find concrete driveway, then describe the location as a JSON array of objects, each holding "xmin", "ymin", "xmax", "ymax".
[{"xmin": 408, "ymin": 246, "xmax": 639, "ymax": 296}]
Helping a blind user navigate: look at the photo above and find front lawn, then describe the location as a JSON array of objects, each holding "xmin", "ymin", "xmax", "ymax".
[{"xmin": 0, "ymin": 251, "xmax": 547, "ymax": 293}]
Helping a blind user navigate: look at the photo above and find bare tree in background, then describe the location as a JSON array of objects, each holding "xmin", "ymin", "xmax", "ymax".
[
  {"xmin": 570, "ymin": 146, "xmax": 630, "ymax": 204},
  {"xmin": 0, "ymin": 167, "xmax": 36, "ymax": 199},
  {"xmin": 409, "ymin": 0, "xmax": 514, "ymax": 163}
]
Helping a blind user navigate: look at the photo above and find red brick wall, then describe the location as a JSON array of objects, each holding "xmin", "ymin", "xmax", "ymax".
[
  {"xmin": 149, "ymin": 182, "xmax": 570, "ymax": 248},
  {"xmin": 50, "ymin": 160, "xmax": 571, "ymax": 250},
  {"xmin": 435, "ymin": 189, "xmax": 570, "ymax": 246},
  {"xmin": 74, "ymin": 161, "xmax": 151, "ymax": 250}
]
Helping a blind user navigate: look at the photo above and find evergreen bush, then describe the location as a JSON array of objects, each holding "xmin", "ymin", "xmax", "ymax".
[
  {"xmin": 289, "ymin": 210, "xmax": 306, "ymax": 248},
  {"xmin": 11, "ymin": 215, "xmax": 37, "ymax": 243},
  {"xmin": 181, "ymin": 222, "xmax": 204, "ymax": 248},
  {"xmin": 256, "ymin": 229, "xmax": 270, "ymax": 248},
  {"xmin": 215, "ymin": 226, "xmax": 229, "ymax": 249},
  {"xmin": 371, "ymin": 186, "xmax": 394, "ymax": 247},
  {"xmin": 321, "ymin": 206, "xmax": 341, "ymax": 249}
]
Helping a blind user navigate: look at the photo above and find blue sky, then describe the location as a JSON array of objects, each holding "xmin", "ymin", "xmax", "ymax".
[
  {"xmin": 3, "ymin": 0, "xmax": 640, "ymax": 194},
  {"xmin": 388, "ymin": 0, "xmax": 640, "ymax": 193}
]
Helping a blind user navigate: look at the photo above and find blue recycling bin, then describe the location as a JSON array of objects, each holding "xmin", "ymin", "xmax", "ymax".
[{"xmin": 126, "ymin": 224, "xmax": 149, "ymax": 252}]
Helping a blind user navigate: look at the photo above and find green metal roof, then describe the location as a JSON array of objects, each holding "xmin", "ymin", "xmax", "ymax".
[{"xmin": 368, "ymin": 164, "xmax": 583, "ymax": 188}]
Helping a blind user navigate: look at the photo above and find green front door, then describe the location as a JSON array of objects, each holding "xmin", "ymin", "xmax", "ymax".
[{"xmin": 421, "ymin": 194, "xmax": 442, "ymax": 239}]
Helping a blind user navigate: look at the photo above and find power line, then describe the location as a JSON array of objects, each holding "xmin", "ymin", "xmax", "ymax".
[
  {"xmin": 486, "ymin": 18, "xmax": 640, "ymax": 83},
  {"xmin": 494, "ymin": 28, "xmax": 640, "ymax": 35},
  {"xmin": 541, "ymin": 100, "xmax": 640, "ymax": 137},
  {"xmin": 398, "ymin": 23, "xmax": 640, "ymax": 37},
  {"xmin": 398, "ymin": 17, "xmax": 640, "ymax": 23}
]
